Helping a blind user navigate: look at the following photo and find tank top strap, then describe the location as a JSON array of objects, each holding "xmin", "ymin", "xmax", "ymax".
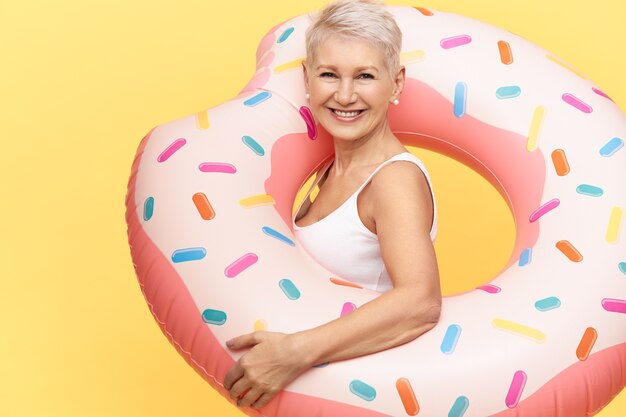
[{"xmin": 349, "ymin": 151, "xmax": 416, "ymax": 199}]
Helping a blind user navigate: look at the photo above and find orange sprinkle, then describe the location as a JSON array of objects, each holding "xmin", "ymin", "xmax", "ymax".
[
  {"xmin": 576, "ymin": 327, "xmax": 597, "ymax": 361},
  {"xmin": 396, "ymin": 378, "xmax": 420, "ymax": 415},
  {"xmin": 329, "ymin": 277, "xmax": 363, "ymax": 289},
  {"xmin": 192, "ymin": 192, "xmax": 215, "ymax": 220},
  {"xmin": 556, "ymin": 240, "xmax": 583, "ymax": 262},
  {"xmin": 551, "ymin": 149, "xmax": 570, "ymax": 176},
  {"xmin": 415, "ymin": 7, "xmax": 433, "ymax": 16},
  {"xmin": 498, "ymin": 40, "xmax": 513, "ymax": 65}
]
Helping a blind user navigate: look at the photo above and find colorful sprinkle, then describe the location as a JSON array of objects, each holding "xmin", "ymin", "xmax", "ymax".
[
  {"xmin": 396, "ymin": 378, "xmax": 420, "ymax": 416},
  {"xmin": 239, "ymin": 194, "xmax": 275, "ymax": 208},
  {"xmin": 349, "ymin": 380, "xmax": 376, "ymax": 401},
  {"xmin": 546, "ymin": 55, "xmax": 585, "ymax": 78},
  {"xmin": 244, "ymin": 91, "xmax": 272, "ymax": 107},
  {"xmin": 496, "ymin": 86, "xmax": 521, "ymax": 99},
  {"xmin": 202, "ymin": 309, "xmax": 227, "ymax": 325},
  {"xmin": 477, "ymin": 284, "xmax": 501, "ymax": 293},
  {"xmin": 535, "ymin": 297, "xmax": 561, "ymax": 312},
  {"xmin": 195, "ymin": 110, "xmax": 210, "ymax": 130},
  {"xmin": 527, "ymin": 106, "xmax": 544, "ymax": 151},
  {"xmin": 314, "ymin": 362, "xmax": 329, "ymax": 368},
  {"xmin": 330, "ymin": 277, "xmax": 363, "ymax": 289},
  {"xmin": 279, "ymin": 279, "xmax": 300, "ymax": 300},
  {"xmin": 449, "ymin": 396, "xmax": 470, "ymax": 417},
  {"xmin": 498, "ymin": 40, "xmax": 513, "ymax": 64},
  {"xmin": 606, "ymin": 206, "xmax": 623, "ymax": 243},
  {"xmin": 277, "ymin": 27, "xmax": 294, "ymax": 43},
  {"xmin": 157, "ymin": 138, "xmax": 186, "ymax": 162},
  {"xmin": 592, "ymin": 87, "xmax": 613, "ymax": 101},
  {"xmin": 529, "ymin": 198, "xmax": 560, "ymax": 222},
  {"xmin": 576, "ymin": 184, "xmax": 603, "ymax": 197},
  {"xmin": 551, "ymin": 149, "xmax": 570, "ymax": 176},
  {"xmin": 599, "ymin": 137, "xmax": 623, "ymax": 157},
  {"xmin": 254, "ymin": 319, "xmax": 267, "ymax": 331},
  {"xmin": 274, "ymin": 58, "xmax": 304, "ymax": 73},
  {"xmin": 199, "ymin": 162, "xmax": 237, "ymax": 174},
  {"xmin": 192, "ymin": 192, "xmax": 215, "ymax": 220},
  {"xmin": 242, "ymin": 135, "xmax": 265, "ymax": 156},
  {"xmin": 440, "ymin": 324, "xmax": 462, "ymax": 354},
  {"xmin": 172, "ymin": 247, "xmax": 207, "ymax": 263},
  {"xmin": 492, "ymin": 319, "xmax": 546, "ymax": 343},
  {"xmin": 341, "ymin": 302, "xmax": 357, "ymax": 316},
  {"xmin": 505, "ymin": 370, "xmax": 527, "ymax": 408},
  {"xmin": 262, "ymin": 226, "xmax": 295, "ymax": 246},
  {"xmin": 441, "ymin": 35, "xmax": 472, "ymax": 49},
  {"xmin": 224, "ymin": 253, "xmax": 258, "ymax": 278},
  {"xmin": 518, "ymin": 247, "xmax": 532, "ymax": 266},
  {"xmin": 400, "ymin": 50, "xmax": 425, "ymax": 63},
  {"xmin": 619, "ymin": 262, "xmax": 626, "ymax": 275},
  {"xmin": 556, "ymin": 240, "xmax": 583, "ymax": 262},
  {"xmin": 562, "ymin": 93, "xmax": 592, "ymax": 113},
  {"xmin": 414, "ymin": 6, "xmax": 433, "ymax": 16},
  {"xmin": 143, "ymin": 196, "xmax": 154, "ymax": 221},
  {"xmin": 454, "ymin": 82, "xmax": 467, "ymax": 117},
  {"xmin": 602, "ymin": 298, "xmax": 626, "ymax": 314},
  {"xmin": 299, "ymin": 106, "xmax": 317, "ymax": 139},
  {"xmin": 576, "ymin": 327, "xmax": 597, "ymax": 360}
]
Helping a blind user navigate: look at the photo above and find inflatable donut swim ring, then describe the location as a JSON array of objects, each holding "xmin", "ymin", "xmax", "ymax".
[{"xmin": 125, "ymin": 5, "xmax": 626, "ymax": 417}]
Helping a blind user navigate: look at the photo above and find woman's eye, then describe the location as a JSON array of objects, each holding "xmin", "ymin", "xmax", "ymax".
[
  {"xmin": 358, "ymin": 73, "xmax": 374, "ymax": 79},
  {"xmin": 320, "ymin": 72, "xmax": 335, "ymax": 78}
]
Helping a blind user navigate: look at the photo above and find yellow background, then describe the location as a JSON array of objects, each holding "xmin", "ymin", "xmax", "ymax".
[{"xmin": 1, "ymin": 0, "xmax": 624, "ymax": 416}]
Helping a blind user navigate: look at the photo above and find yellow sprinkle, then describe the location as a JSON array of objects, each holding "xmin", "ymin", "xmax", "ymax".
[
  {"xmin": 400, "ymin": 50, "xmax": 425, "ymax": 64},
  {"xmin": 527, "ymin": 106, "xmax": 545, "ymax": 151},
  {"xmin": 239, "ymin": 194, "xmax": 275, "ymax": 208},
  {"xmin": 606, "ymin": 206, "xmax": 623, "ymax": 243},
  {"xmin": 492, "ymin": 318, "xmax": 546, "ymax": 343},
  {"xmin": 195, "ymin": 110, "xmax": 210, "ymax": 130},
  {"xmin": 274, "ymin": 58, "xmax": 304, "ymax": 73},
  {"xmin": 546, "ymin": 55, "xmax": 587, "ymax": 79},
  {"xmin": 254, "ymin": 319, "xmax": 267, "ymax": 331}
]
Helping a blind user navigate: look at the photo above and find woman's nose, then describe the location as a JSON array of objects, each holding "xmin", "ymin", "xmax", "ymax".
[{"xmin": 334, "ymin": 79, "xmax": 357, "ymax": 105}]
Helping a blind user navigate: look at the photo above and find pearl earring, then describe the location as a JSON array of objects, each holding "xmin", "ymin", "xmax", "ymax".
[
  {"xmin": 305, "ymin": 93, "xmax": 310, "ymax": 100},
  {"xmin": 392, "ymin": 98, "xmax": 399, "ymax": 105}
]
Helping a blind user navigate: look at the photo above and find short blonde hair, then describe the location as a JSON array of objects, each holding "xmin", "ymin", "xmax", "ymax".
[{"xmin": 305, "ymin": 0, "xmax": 402, "ymax": 78}]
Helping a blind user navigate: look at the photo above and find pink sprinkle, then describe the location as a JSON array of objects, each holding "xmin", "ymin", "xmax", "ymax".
[
  {"xmin": 529, "ymin": 198, "xmax": 560, "ymax": 222},
  {"xmin": 602, "ymin": 298, "xmax": 626, "ymax": 314},
  {"xmin": 505, "ymin": 370, "xmax": 527, "ymax": 408},
  {"xmin": 592, "ymin": 87, "xmax": 614, "ymax": 102},
  {"xmin": 199, "ymin": 162, "xmax": 237, "ymax": 174},
  {"xmin": 478, "ymin": 284, "xmax": 501, "ymax": 294},
  {"xmin": 562, "ymin": 93, "xmax": 593, "ymax": 113},
  {"xmin": 299, "ymin": 106, "xmax": 317, "ymax": 139},
  {"xmin": 157, "ymin": 138, "xmax": 186, "ymax": 162},
  {"xmin": 440, "ymin": 35, "xmax": 472, "ymax": 49},
  {"xmin": 224, "ymin": 253, "xmax": 258, "ymax": 278},
  {"xmin": 341, "ymin": 302, "xmax": 357, "ymax": 317}
]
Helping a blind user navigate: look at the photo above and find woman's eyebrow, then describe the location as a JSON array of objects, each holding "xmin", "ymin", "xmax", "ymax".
[{"xmin": 316, "ymin": 64, "xmax": 379, "ymax": 72}]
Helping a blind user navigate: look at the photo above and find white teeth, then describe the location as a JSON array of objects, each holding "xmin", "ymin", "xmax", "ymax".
[{"xmin": 333, "ymin": 109, "xmax": 361, "ymax": 117}]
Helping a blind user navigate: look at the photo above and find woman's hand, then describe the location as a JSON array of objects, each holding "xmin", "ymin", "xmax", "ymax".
[{"xmin": 223, "ymin": 331, "xmax": 311, "ymax": 409}]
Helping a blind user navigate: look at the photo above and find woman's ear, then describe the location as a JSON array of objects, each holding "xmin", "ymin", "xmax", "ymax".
[
  {"xmin": 394, "ymin": 65, "xmax": 406, "ymax": 98},
  {"xmin": 302, "ymin": 61, "xmax": 310, "ymax": 93}
]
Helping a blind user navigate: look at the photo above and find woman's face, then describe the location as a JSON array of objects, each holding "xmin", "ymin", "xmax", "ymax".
[{"xmin": 303, "ymin": 34, "xmax": 404, "ymax": 143}]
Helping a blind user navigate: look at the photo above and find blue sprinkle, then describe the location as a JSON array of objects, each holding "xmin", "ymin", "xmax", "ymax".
[
  {"xmin": 242, "ymin": 135, "xmax": 265, "ymax": 156},
  {"xmin": 244, "ymin": 91, "xmax": 272, "ymax": 107},
  {"xmin": 172, "ymin": 247, "xmax": 207, "ymax": 263},
  {"xmin": 454, "ymin": 82, "xmax": 467, "ymax": 117},
  {"xmin": 519, "ymin": 247, "xmax": 532, "ymax": 266},
  {"xmin": 279, "ymin": 278, "xmax": 301, "ymax": 300},
  {"xmin": 349, "ymin": 380, "xmax": 376, "ymax": 401},
  {"xmin": 496, "ymin": 86, "xmax": 521, "ymax": 99},
  {"xmin": 619, "ymin": 262, "xmax": 626, "ymax": 275},
  {"xmin": 262, "ymin": 226, "xmax": 295, "ymax": 246},
  {"xmin": 448, "ymin": 396, "xmax": 470, "ymax": 417},
  {"xmin": 143, "ymin": 196, "xmax": 154, "ymax": 221},
  {"xmin": 441, "ymin": 324, "xmax": 462, "ymax": 354},
  {"xmin": 277, "ymin": 27, "xmax": 294, "ymax": 43},
  {"xmin": 576, "ymin": 184, "xmax": 603, "ymax": 197},
  {"xmin": 535, "ymin": 296, "xmax": 561, "ymax": 312},
  {"xmin": 313, "ymin": 362, "xmax": 329, "ymax": 368},
  {"xmin": 599, "ymin": 137, "xmax": 623, "ymax": 157},
  {"xmin": 202, "ymin": 309, "xmax": 227, "ymax": 325}
]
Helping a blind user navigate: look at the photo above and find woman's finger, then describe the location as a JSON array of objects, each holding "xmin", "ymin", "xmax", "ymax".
[
  {"xmin": 228, "ymin": 375, "xmax": 251, "ymax": 401},
  {"xmin": 251, "ymin": 392, "xmax": 274, "ymax": 409},
  {"xmin": 237, "ymin": 386, "xmax": 264, "ymax": 408},
  {"xmin": 223, "ymin": 363, "xmax": 244, "ymax": 392}
]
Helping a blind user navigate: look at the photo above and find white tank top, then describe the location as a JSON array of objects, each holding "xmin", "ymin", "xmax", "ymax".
[{"xmin": 293, "ymin": 152, "xmax": 437, "ymax": 293}]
